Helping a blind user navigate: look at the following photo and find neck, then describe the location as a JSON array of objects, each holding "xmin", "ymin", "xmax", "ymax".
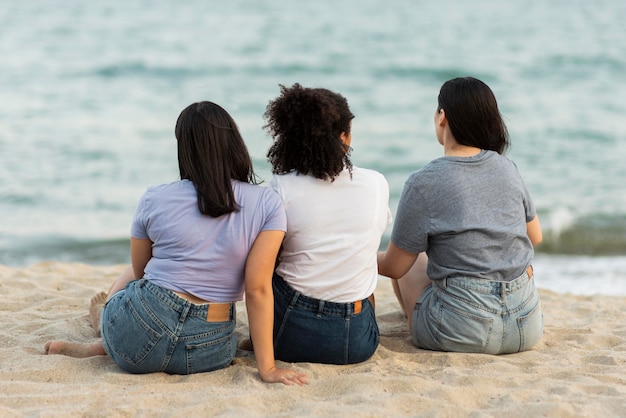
[
  {"xmin": 440, "ymin": 129, "xmax": 481, "ymax": 157},
  {"xmin": 444, "ymin": 143, "xmax": 481, "ymax": 157}
]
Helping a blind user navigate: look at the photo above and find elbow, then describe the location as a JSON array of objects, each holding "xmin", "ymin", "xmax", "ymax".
[
  {"xmin": 532, "ymin": 233, "xmax": 543, "ymax": 247},
  {"xmin": 245, "ymin": 285, "xmax": 272, "ymax": 305},
  {"xmin": 529, "ymin": 226, "xmax": 543, "ymax": 246},
  {"xmin": 383, "ymin": 269, "xmax": 402, "ymax": 280},
  {"xmin": 378, "ymin": 263, "xmax": 405, "ymax": 280}
]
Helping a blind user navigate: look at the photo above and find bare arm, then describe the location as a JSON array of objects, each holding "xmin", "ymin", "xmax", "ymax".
[
  {"xmin": 107, "ymin": 237, "xmax": 152, "ymax": 298},
  {"xmin": 378, "ymin": 241, "xmax": 419, "ymax": 280},
  {"xmin": 245, "ymin": 230, "xmax": 307, "ymax": 386},
  {"xmin": 526, "ymin": 215, "xmax": 543, "ymax": 246}
]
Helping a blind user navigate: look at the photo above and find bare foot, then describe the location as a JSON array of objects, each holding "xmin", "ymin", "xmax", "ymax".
[
  {"xmin": 44, "ymin": 340, "xmax": 106, "ymax": 358},
  {"xmin": 89, "ymin": 291, "xmax": 107, "ymax": 337}
]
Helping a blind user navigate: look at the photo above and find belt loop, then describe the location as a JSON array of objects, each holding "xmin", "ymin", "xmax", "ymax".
[
  {"xmin": 288, "ymin": 291, "xmax": 300, "ymax": 309},
  {"xmin": 317, "ymin": 300, "xmax": 325, "ymax": 317},
  {"xmin": 442, "ymin": 277, "xmax": 447, "ymax": 289}
]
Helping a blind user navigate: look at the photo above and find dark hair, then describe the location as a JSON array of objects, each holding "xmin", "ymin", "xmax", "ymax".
[
  {"xmin": 175, "ymin": 101, "xmax": 257, "ymax": 217},
  {"xmin": 264, "ymin": 83, "xmax": 354, "ymax": 181},
  {"xmin": 437, "ymin": 77, "xmax": 510, "ymax": 154}
]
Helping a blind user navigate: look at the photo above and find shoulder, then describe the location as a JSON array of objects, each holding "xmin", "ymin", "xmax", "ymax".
[
  {"xmin": 235, "ymin": 181, "xmax": 282, "ymax": 204},
  {"xmin": 405, "ymin": 158, "xmax": 444, "ymax": 183},
  {"xmin": 268, "ymin": 171, "xmax": 317, "ymax": 191},
  {"xmin": 486, "ymin": 151, "xmax": 521, "ymax": 173},
  {"xmin": 352, "ymin": 166, "xmax": 387, "ymax": 182},
  {"xmin": 269, "ymin": 171, "xmax": 301, "ymax": 183},
  {"xmin": 147, "ymin": 179, "xmax": 192, "ymax": 191},
  {"xmin": 142, "ymin": 180, "xmax": 193, "ymax": 199}
]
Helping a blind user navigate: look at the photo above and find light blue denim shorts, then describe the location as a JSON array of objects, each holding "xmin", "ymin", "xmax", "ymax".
[
  {"xmin": 411, "ymin": 267, "xmax": 543, "ymax": 354},
  {"xmin": 101, "ymin": 279, "xmax": 236, "ymax": 374}
]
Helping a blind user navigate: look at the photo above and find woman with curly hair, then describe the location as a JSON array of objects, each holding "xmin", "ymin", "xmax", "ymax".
[{"xmin": 264, "ymin": 83, "xmax": 391, "ymax": 364}]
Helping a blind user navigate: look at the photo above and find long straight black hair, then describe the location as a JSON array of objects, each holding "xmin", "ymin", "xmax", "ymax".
[
  {"xmin": 175, "ymin": 101, "xmax": 257, "ymax": 217},
  {"xmin": 437, "ymin": 77, "xmax": 510, "ymax": 154}
]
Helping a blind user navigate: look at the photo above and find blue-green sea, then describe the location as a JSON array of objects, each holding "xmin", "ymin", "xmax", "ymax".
[{"xmin": 1, "ymin": 0, "xmax": 625, "ymax": 295}]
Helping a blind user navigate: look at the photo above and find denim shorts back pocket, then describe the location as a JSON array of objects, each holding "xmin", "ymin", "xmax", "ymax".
[
  {"xmin": 516, "ymin": 298, "xmax": 543, "ymax": 352},
  {"xmin": 436, "ymin": 298, "xmax": 495, "ymax": 352},
  {"xmin": 103, "ymin": 295, "xmax": 162, "ymax": 366},
  {"xmin": 185, "ymin": 329, "xmax": 236, "ymax": 374},
  {"xmin": 413, "ymin": 286, "xmax": 495, "ymax": 353}
]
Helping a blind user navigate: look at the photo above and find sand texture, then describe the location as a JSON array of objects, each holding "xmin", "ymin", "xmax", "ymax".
[{"xmin": 1, "ymin": 262, "xmax": 625, "ymax": 417}]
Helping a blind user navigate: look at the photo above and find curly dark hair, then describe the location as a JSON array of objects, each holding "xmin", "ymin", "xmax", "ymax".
[{"xmin": 264, "ymin": 83, "xmax": 354, "ymax": 181}]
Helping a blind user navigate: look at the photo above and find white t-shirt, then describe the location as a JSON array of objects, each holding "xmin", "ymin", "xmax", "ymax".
[{"xmin": 269, "ymin": 167, "xmax": 391, "ymax": 302}]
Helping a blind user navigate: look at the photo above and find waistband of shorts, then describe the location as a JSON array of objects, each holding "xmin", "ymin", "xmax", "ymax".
[
  {"xmin": 273, "ymin": 273, "xmax": 366, "ymax": 316},
  {"xmin": 139, "ymin": 279, "xmax": 234, "ymax": 322},
  {"xmin": 434, "ymin": 265, "xmax": 534, "ymax": 295}
]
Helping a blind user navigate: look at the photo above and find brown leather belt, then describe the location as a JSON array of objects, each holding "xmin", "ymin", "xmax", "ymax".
[{"xmin": 173, "ymin": 291, "xmax": 232, "ymax": 322}]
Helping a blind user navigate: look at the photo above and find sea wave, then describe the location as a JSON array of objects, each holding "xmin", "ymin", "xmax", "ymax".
[
  {"xmin": 1, "ymin": 237, "xmax": 131, "ymax": 267},
  {"xmin": 538, "ymin": 213, "xmax": 626, "ymax": 256},
  {"xmin": 2, "ymin": 211, "xmax": 623, "ymax": 268}
]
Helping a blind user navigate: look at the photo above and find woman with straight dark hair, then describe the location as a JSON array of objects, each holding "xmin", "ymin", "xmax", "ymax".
[
  {"xmin": 378, "ymin": 77, "xmax": 544, "ymax": 354},
  {"xmin": 45, "ymin": 101, "xmax": 306, "ymax": 385},
  {"xmin": 264, "ymin": 83, "xmax": 391, "ymax": 364}
]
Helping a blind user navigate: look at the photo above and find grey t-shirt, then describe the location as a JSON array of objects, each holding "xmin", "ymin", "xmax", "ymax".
[{"xmin": 391, "ymin": 150, "xmax": 536, "ymax": 282}]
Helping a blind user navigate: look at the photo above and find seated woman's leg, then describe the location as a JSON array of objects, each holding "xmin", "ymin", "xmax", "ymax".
[
  {"xmin": 393, "ymin": 254, "xmax": 431, "ymax": 330},
  {"xmin": 45, "ymin": 340, "xmax": 106, "ymax": 357}
]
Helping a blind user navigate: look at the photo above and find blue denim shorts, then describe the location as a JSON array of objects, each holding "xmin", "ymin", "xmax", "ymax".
[
  {"xmin": 101, "ymin": 279, "xmax": 236, "ymax": 374},
  {"xmin": 411, "ymin": 267, "xmax": 543, "ymax": 354},
  {"xmin": 273, "ymin": 273, "xmax": 379, "ymax": 364}
]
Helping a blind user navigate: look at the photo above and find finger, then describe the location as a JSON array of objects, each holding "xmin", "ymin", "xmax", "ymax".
[{"xmin": 287, "ymin": 373, "xmax": 308, "ymax": 386}]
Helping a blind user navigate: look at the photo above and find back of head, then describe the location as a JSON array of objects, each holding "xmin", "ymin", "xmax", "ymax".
[
  {"xmin": 175, "ymin": 101, "xmax": 255, "ymax": 217},
  {"xmin": 437, "ymin": 77, "xmax": 510, "ymax": 154},
  {"xmin": 264, "ymin": 83, "xmax": 354, "ymax": 181}
]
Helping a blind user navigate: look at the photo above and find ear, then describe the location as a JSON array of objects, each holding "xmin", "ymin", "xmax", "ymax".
[
  {"xmin": 436, "ymin": 109, "xmax": 447, "ymax": 127},
  {"xmin": 340, "ymin": 131, "xmax": 351, "ymax": 147}
]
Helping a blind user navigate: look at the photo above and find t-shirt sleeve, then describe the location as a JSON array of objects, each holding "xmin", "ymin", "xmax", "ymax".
[
  {"xmin": 522, "ymin": 182, "xmax": 537, "ymax": 222},
  {"xmin": 390, "ymin": 177, "xmax": 428, "ymax": 254},
  {"xmin": 261, "ymin": 187, "xmax": 287, "ymax": 232},
  {"xmin": 379, "ymin": 173, "xmax": 393, "ymax": 226},
  {"xmin": 511, "ymin": 160, "xmax": 537, "ymax": 223},
  {"xmin": 130, "ymin": 191, "xmax": 150, "ymax": 239}
]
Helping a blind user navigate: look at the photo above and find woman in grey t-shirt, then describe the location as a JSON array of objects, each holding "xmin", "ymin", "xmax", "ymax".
[{"xmin": 378, "ymin": 77, "xmax": 543, "ymax": 354}]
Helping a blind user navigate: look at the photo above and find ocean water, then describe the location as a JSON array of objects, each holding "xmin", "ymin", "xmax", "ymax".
[{"xmin": 1, "ymin": 0, "xmax": 625, "ymax": 295}]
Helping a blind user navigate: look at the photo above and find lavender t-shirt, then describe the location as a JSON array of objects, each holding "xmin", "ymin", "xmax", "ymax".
[{"xmin": 131, "ymin": 179, "xmax": 286, "ymax": 301}]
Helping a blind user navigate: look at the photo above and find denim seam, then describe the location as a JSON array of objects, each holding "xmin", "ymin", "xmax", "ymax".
[
  {"xmin": 437, "ymin": 288, "xmax": 500, "ymax": 316},
  {"xmin": 111, "ymin": 298, "xmax": 162, "ymax": 366},
  {"xmin": 344, "ymin": 315, "xmax": 350, "ymax": 364}
]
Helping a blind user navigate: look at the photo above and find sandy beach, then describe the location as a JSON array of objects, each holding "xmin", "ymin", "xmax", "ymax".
[{"xmin": 1, "ymin": 262, "xmax": 625, "ymax": 417}]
